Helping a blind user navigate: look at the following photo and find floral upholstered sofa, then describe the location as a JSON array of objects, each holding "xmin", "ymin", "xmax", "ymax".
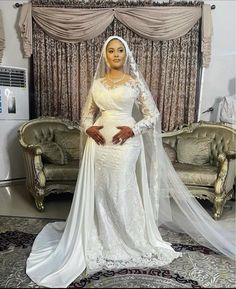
[{"xmin": 162, "ymin": 121, "xmax": 236, "ymax": 220}]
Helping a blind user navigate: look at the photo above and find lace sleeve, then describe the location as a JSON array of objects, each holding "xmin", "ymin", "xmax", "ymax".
[
  {"xmin": 81, "ymin": 88, "xmax": 98, "ymax": 133},
  {"xmin": 132, "ymin": 82, "xmax": 160, "ymax": 136}
]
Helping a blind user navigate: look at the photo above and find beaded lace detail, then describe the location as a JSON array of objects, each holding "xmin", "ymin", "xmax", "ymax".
[
  {"xmin": 100, "ymin": 77, "xmax": 136, "ymax": 90},
  {"xmin": 81, "ymin": 79, "xmax": 181, "ymax": 275}
]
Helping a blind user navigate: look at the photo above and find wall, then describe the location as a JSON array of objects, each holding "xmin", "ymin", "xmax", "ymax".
[
  {"xmin": 199, "ymin": 0, "xmax": 236, "ymax": 121},
  {"xmin": 0, "ymin": 0, "xmax": 30, "ymax": 70},
  {"xmin": 0, "ymin": 0, "xmax": 30, "ymax": 183}
]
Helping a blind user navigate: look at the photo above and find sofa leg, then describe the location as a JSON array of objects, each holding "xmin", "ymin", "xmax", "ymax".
[
  {"xmin": 35, "ymin": 195, "xmax": 45, "ymax": 212},
  {"xmin": 213, "ymin": 196, "xmax": 224, "ymax": 220}
]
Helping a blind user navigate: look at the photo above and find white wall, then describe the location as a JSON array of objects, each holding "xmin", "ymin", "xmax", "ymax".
[
  {"xmin": 200, "ymin": 0, "xmax": 236, "ymax": 121},
  {"xmin": 0, "ymin": 0, "xmax": 30, "ymax": 70},
  {"xmin": 0, "ymin": 1, "xmax": 30, "ymax": 183}
]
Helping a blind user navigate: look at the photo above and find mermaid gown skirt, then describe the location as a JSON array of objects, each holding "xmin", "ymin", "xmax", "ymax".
[
  {"xmin": 85, "ymin": 110, "xmax": 181, "ymax": 273},
  {"xmin": 26, "ymin": 79, "xmax": 181, "ymax": 288}
]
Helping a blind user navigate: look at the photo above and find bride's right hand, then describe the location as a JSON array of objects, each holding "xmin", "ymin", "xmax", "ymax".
[{"xmin": 86, "ymin": 126, "xmax": 105, "ymax": 145}]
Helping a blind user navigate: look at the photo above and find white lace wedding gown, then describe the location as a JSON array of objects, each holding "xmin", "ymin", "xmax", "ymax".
[
  {"xmin": 84, "ymin": 78, "xmax": 181, "ymax": 273},
  {"xmin": 26, "ymin": 78, "xmax": 181, "ymax": 288}
]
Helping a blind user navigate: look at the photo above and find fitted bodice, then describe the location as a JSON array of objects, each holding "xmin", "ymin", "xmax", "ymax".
[
  {"xmin": 92, "ymin": 78, "xmax": 139, "ymax": 116},
  {"xmin": 91, "ymin": 78, "xmax": 139, "ymax": 145},
  {"xmin": 81, "ymin": 76, "xmax": 158, "ymax": 139}
]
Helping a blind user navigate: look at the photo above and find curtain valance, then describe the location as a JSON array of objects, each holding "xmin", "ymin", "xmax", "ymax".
[{"xmin": 19, "ymin": 3, "xmax": 213, "ymax": 67}]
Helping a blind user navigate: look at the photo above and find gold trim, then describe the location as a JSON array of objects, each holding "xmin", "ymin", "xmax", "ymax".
[
  {"xmin": 18, "ymin": 116, "xmax": 81, "ymax": 211},
  {"xmin": 162, "ymin": 121, "xmax": 236, "ymax": 220}
]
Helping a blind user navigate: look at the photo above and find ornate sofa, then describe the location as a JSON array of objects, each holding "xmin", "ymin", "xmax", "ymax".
[
  {"xmin": 162, "ymin": 121, "xmax": 236, "ymax": 220},
  {"xmin": 18, "ymin": 117, "xmax": 81, "ymax": 211}
]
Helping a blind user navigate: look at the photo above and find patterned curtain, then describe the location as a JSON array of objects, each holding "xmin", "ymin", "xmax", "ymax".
[{"xmin": 31, "ymin": 0, "xmax": 202, "ymax": 131}]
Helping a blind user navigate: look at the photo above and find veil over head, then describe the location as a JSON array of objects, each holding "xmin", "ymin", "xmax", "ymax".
[
  {"xmin": 102, "ymin": 36, "xmax": 129, "ymax": 69},
  {"xmin": 83, "ymin": 35, "xmax": 236, "ymax": 260},
  {"xmin": 91, "ymin": 35, "xmax": 133, "ymax": 80}
]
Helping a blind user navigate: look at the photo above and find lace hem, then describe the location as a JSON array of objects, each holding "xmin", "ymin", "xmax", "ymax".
[{"xmin": 85, "ymin": 247, "xmax": 182, "ymax": 274}]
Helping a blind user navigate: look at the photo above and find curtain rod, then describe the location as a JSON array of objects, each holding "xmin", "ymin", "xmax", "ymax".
[{"xmin": 14, "ymin": 3, "xmax": 216, "ymax": 9}]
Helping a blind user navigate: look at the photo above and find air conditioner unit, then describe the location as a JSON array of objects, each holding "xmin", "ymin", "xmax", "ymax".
[{"xmin": 0, "ymin": 65, "xmax": 29, "ymax": 183}]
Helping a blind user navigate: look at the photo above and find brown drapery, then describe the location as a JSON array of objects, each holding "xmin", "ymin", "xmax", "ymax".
[
  {"xmin": 19, "ymin": 3, "xmax": 212, "ymax": 67},
  {"xmin": 26, "ymin": 0, "xmax": 203, "ymax": 131},
  {"xmin": 31, "ymin": 15, "xmax": 201, "ymax": 131}
]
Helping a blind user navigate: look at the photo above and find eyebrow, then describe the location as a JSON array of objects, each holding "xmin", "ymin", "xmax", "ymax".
[{"xmin": 107, "ymin": 47, "xmax": 124, "ymax": 50}]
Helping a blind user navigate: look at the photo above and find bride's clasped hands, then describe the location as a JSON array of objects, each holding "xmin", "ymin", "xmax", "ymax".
[
  {"xmin": 86, "ymin": 126, "xmax": 105, "ymax": 145},
  {"xmin": 112, "ymin": 126, "xmax": 134, "ymax": 144},
  {"xmin": 86, "ymin": 125, "xmax": 134, "ymax": 145}
]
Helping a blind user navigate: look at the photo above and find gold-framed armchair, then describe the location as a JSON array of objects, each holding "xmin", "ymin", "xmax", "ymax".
[
  {"xmin": 162, "ymin": 121, "xmax": 236, "ymax": 220},
  {"xmin": 18, "ymin": 116, "xmax": 81, "ymax": 211}
]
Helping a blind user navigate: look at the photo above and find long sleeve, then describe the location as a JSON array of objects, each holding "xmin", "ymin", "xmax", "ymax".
[
  {"xmin": 81, "ymin": 89, "xmax": 98, "ymax": 133},
  {"xmin": 132, "ymin": 83, "xmax": 160, "ymax": 136}
]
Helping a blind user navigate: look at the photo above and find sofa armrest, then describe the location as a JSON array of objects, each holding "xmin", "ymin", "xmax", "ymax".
[
  {"xmin": 19, "ymin": 143, "xmax": 46, "ymax": 197},
  {"xmin": 225, "ymin": 151, "xmax": 236, "ymax": 193},
  {"xmin": 225, "ymin": 151, "xmax": 236, "ymax": 160},
  {"xmin": 215, "ymin": 151, "xmax": 236, "ymax": 196},
  {"xmin": 26, "ymin": 144, "xmax": 43, "ymax": 156}
]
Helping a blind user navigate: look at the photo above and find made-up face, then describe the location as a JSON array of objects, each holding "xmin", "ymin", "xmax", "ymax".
[{"xmin": 106, "ymin": 39, "xmax": 126, "ymax": 69}]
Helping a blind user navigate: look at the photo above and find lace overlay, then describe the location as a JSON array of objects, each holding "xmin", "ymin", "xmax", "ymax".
[
  {"xmin": 83, "ymin": 79, "xmax": 181, "ymax": 274},
  {"xmin": 81, "ymin": 77, "xmax": 160, "ymax": 137},
  {"xmin": 99, "ymin": 77, "xmax": 135, "ymax": 90}
]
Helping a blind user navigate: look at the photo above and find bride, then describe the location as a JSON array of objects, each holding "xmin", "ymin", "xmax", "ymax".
[{"xmin": 26, "ymin": 36, "xmax": 235, "ymax": 288}]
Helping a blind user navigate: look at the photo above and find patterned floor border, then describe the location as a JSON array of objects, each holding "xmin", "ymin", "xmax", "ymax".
[{"xmin": 0, "ymin": 216, "xmax": 235, "ymax": 288}]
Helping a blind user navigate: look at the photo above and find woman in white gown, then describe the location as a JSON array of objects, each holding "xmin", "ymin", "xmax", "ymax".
[{"xmin": 26, "ymin": 36, "xmax": 235, "ymax": 288}]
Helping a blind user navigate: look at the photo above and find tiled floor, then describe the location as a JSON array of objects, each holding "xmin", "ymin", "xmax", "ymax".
[
  {"xmin": 0, "ymin": 181, "xmax": 72, "ymax": 220},
  {"xmin": 0, "ymin": 181, "xmax": 235, "ymax": 222}
]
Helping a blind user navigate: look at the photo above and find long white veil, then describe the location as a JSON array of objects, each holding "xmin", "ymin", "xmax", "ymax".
[
  {"xmin": 87, "ymin": 35, "xmax": 236, "ymax": 260},
  {"xmin": 26, "ymin": 35, "xmax": 235, "ymax": 289}
]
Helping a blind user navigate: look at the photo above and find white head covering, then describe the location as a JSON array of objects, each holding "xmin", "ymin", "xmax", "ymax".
[{"xmin": 102, "ymin": 35, "xmax": 129, "ymax": 69}]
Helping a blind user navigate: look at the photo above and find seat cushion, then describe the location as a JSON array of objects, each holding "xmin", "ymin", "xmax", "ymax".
[
  {"xmin": 177, "ymin": 136, "xmax": 212, "ymax": 165},
  {"xmin": 173, "ymin": 163, "xmax": 218, "ymax": 186},
  {"xmin": 43, "ymin": 161, "xmax": 79, "ymax": 181}
]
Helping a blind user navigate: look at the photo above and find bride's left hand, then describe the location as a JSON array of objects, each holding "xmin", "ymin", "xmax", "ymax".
[{"xmin": 112, "ymin": 126, "xmax": 134, "ymax": 145}]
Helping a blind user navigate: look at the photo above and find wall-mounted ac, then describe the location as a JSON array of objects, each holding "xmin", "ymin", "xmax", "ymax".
[{"xmin": 0, "ymin": 65, "xmax": 29, "ymax": 183}]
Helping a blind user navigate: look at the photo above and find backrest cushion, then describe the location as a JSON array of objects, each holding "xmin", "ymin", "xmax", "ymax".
[
  {"xmin": 186, "ymin": 127, "xmax": 235, "ymax": 165},
  {"xmin": 163, "ymin": 143, "xmax": 177, "ymax": 162},
  {"xmin": 21, "ymin": 121, "xmax": 69, "ymax": 145},
  {"xmin": 54, "ymin": 129, "xmax": 80, "ymax": 161},
  {"xmin": 177, "ymin": 136, "xmax": 212, "ymax": 165}
]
